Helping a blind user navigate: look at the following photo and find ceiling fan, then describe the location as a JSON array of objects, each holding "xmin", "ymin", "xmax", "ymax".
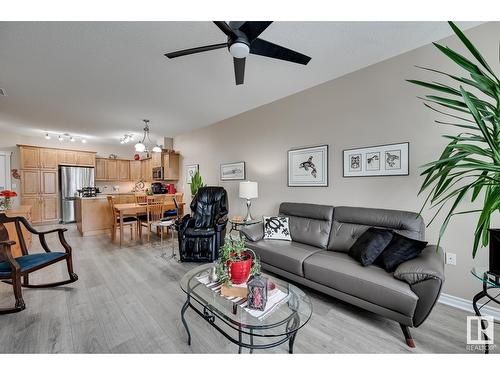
[{"xmin": 165, "ymin": 21, "xmax": 311, "ymax": 85}]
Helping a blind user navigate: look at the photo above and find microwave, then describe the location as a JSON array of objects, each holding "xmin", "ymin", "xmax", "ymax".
[{"xmin": 152, "ymin": 167, "xmax": 164, "ymax": 180}]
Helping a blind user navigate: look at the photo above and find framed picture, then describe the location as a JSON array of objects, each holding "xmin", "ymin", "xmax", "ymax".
[
  {"xmin": 288, "ymin": 145, "xmax": 328, "ymax": 187},
  {"xmin": 343, "ymin": 142, "xmax": 409, "ymax": 177},
  {"xmin": 186, "ymin": 164, "xmax": 199, "ymax": 184},
  {"xmin": 220, "ymin": 161, "xmax": 246, "ymax": 181}
]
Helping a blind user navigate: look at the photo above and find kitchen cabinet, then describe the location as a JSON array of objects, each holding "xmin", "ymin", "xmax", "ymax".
[
  {"xmin": 152, "ymin": 152, "xmax": 162, "ymax": 168},
  {"xmin": 20, "ymin": 197, "xmax": 41, "ymax": 224},
  {"xmin": 130, "ymin": 160, "xmax": 141, "ymax": 181},
  {"xmin": 41, "ymin": 195, "xmax": 59, "ymax": 222},
  {"xmin": 95, "ymin": 158, "xmax": 106, "ymax": 180},
  {"xmin": 20, "ymin": 169, "xmax": 58, "ymax": 224},
  {"xmin": 163, "ymin": 152, "xmax": 180, "ymax": 180},
  {"xmin": 39, "ymin": 148, "xmax": 59, "ymax": 169},
  {"xmin": 141, "ymin": 158, "xmax": 152, "ymax": 181},
  {"xmin": 20, "ymin": 147, "xmax": 40, "ymax": 169},
  {"xmin": 40, "ymin": 170, "xmax": 58, "ymax": 194},
  {"xmin": 58, "ymin": 149, "xmax": 78, "ymax": 165},
  {"xmin": 118, "ymin": 160, "xmax": 130, "ymax": 181},
  {"xmin": 21, "ymin": 170, "xmax": 40, "ymax": 195},
  {"xmin": 105, "ymin": 159, "xmax": 118, "ymax": 180},
  {"xmin": 76, "ymin": 152, "xmax": 95, "ymax": 166}
]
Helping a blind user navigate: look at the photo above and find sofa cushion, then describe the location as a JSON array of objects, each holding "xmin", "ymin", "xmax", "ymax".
[
  {"xmin": 246, "ymin": 239, "xmax": 323, "ymax": 277},
  {"xmin": 376, "ymin": 232, "xmax": 428, "ymax": 272},
  {"xmin": 348, "ymin": 227, "xmax": 393, "ymax": 266},
  {"xmin": 279, "ymin": 202, "xmax": 334, "ymax": 249},
  {"xmin": 328, "ymin": 206, "xmax": 425, "ymax": 252},
  {"xmin": 303, "ymin": 251, "xmax": 418, "ymax": 316}
]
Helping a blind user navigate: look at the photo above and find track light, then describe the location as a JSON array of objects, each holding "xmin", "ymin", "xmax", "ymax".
[
  {"xmin": 81, "ymin": 139, "xmax": 87, "ymax": 144},
  {"xmin": 58, "ymin": 135, "xmax": 64, "ymax": 141},
  {"xmin": 70, "ymin": 137, "xmax": 75, "ymax": 142},
  {"xmin": 45, "ymin": 133, "xmax": 51, "ymax": 140}
]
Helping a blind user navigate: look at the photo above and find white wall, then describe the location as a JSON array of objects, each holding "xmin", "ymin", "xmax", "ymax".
[{"xmin": 174, "ymin": 22, "xmax": 500, "ymax": 300}]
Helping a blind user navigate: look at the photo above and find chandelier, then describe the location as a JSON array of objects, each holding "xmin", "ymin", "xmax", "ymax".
[{"xmin": 134, "ymin": 119, "xmax": 161, "ymax": 153}]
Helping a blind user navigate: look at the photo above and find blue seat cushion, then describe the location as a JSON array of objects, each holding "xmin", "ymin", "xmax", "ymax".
[
  {"xmin": 0, "ymin": 252, "xmax": 67, "ymax": 276},
  {"xmin": 163, "ymin": 210, "xmax": 177, "ymax": 218}
]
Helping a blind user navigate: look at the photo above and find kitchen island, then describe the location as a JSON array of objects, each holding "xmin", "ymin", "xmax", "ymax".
[{"xmin": 75, "ymin": 194, "xmax": 184, "ymax": 237}]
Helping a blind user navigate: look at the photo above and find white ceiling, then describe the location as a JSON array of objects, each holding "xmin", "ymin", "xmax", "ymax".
[{"xmin": 0, "ymin": 21, "xmax": 481, "ymax": 145}]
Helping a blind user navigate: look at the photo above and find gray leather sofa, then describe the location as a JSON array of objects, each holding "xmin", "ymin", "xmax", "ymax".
[{"xmin": 240, "ymin": 202, "xmax": 445, "ymax": 347}]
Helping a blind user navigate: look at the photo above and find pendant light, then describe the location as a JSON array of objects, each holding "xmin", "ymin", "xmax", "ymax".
[{"xmin": 134, "ymin": 119, "xmax": 161, "ymax": 153}]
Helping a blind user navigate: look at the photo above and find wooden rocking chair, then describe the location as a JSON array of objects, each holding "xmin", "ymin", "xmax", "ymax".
[{"xmin": 0, "ymin": 213, "xmax": 78, "ymax": 315}]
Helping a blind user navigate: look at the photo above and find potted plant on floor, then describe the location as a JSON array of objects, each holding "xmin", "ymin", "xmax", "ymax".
[
  {"xmin": 216, "ymin": 237, "xmax": 261, "ymax": 285},
  {"xmin": 409, "ymin": 22, "xmax": 500, "ymax": 274}
]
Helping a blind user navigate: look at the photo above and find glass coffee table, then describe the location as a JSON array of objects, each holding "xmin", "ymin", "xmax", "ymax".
[{"xmin": 180, "ymin": 264, "xmax": 312, "ymax": 353}]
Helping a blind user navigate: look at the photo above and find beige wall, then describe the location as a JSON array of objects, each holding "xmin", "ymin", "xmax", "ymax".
[{"xmin": 175, "ymin": 22, "xmax": 500, "ymax": 300}]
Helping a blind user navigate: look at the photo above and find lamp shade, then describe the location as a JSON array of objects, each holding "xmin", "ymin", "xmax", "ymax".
[{"xmin": 239, "ymin": 181, "xmax": 258, "ymax": 199}]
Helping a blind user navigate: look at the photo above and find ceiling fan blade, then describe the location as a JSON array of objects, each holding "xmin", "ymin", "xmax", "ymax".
[
  {"xmin": 165, "ymin": 43, "xmax": 227, "ymax": 59},
  {"xmin": 250, "ymin": 38, "xmax": 311, "ymax": 65},
  {"xmin": 238, "ymin": 21, "xmax": 273, "ymax": 42},
  {"xmin": 213, "ymin": 21, "xmax": 236, "ymax": 38},
  {"xmin": 233, "ymin": 57, "xmax": 245, "ymax": 85}
]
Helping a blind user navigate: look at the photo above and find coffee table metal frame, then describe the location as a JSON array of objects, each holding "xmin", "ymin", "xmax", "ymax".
[{"xmin": 180, "ymin": 265, "xmax": 311, "ymax": 354}]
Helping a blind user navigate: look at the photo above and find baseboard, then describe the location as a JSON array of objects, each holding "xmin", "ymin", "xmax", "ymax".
[{"xmin": 439, "ymin": 293, "xmax": 500, "ymax": 320}]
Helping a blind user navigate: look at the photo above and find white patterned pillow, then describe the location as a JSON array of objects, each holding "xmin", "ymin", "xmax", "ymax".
[{"xmin": 263, "ymin": 216, "xmax": 292, "ymax": 241}]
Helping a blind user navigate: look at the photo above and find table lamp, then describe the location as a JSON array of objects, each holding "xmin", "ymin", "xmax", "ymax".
[{"xmin": 239, "ymin": 181, "xmax": 258, "ymax": 222}]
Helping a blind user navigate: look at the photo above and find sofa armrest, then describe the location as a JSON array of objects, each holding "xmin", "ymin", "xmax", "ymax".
[
  {"xmin": 240, "ymin": 224, "xmax": 264, "ymax": 242},
  {"xmin": 394, "ymin": 245, "xmax": 445, "ymax": 285}
]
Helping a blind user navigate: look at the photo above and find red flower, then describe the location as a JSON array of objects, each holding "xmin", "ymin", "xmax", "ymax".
[{"xmin": 0, "ymin": 190, "xmax": 17, "ymax": 198}]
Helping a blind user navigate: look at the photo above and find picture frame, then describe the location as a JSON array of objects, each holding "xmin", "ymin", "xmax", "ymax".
[
  {"xmin": 186, "ymin": 164, "xmax": 199, "ymax": 184},
  {"xmin": 220, "ymin": 161, "xmax": 246, "ymax": 181},
  {"xmin": 343, "ymin": 142, "xmax": 409, "ymax": 177},
  {"xmin": 288, "ymin": 145, "xmax": 328, "ymax": 187}
]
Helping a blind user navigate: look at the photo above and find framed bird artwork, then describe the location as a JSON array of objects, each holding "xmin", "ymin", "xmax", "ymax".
[{"xmin": 287, "ymin": 145, "xmax": 328, "ymax": 187}]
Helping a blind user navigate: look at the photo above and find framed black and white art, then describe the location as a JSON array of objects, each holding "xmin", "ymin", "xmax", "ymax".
[
  {"xmin": 220, "ymin": 161, "xmax": 246, "ymax": 181},
  {"xmin": 186, "ymin": 164, "xmax": 199, "ymax": 184},
  {"xmin": 343, "ymin": 142, "xmax": 409, "ymax": 177},
  {"xmin": 288, "ymin": 145, "xmax": 328, "ymax": 187}
]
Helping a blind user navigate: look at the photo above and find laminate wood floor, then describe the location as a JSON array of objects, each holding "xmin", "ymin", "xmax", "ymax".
[{"xmin": 0, "ymin": 224, "xmax": 496, "ymax": 354}]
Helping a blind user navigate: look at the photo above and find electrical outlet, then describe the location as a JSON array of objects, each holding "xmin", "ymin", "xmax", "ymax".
[{"xmin": 446, "ymin": 252, "xmax": 457, "ymax": 266}]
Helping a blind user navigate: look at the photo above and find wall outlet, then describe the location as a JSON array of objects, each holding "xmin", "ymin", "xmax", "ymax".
[{"xmin": 445, "ymin": 252, "xmax": 457, "ymax": 266}]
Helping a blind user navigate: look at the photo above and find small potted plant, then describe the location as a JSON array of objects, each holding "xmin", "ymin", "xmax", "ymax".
[
  {"xmin": 0, "ymin": 190, "xmax": 17, "ymax": 211},
  {"xmin": 216, "ymin": 237, "xmax": 261, "ymax": 285}
]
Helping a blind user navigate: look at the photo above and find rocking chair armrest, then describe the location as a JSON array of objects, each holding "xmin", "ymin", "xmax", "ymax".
[
  {"xmin": 0, "ymin": 240, "xmax": 21, "ymax": 272},
  {"xmin": 30, "ymin": 227, "xmax": 68, "ymax": 236},
  {"xmin": 30, "ymin": 228, "xmax": 71, "ymax": 254}
]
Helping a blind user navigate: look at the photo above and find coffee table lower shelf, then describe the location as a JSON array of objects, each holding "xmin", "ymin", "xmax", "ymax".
[{"xmin": 180, "ymin": 295, "xmax": 301, "ymax": 354}]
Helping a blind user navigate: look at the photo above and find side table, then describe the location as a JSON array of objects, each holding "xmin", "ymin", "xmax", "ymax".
[
  {"xmin": 229, "ymin": 217, "xmax": 262, "ymax": 238},
  {"xmin": 471, "ymin": 267, "xmax": 500, "ymax": 354}
]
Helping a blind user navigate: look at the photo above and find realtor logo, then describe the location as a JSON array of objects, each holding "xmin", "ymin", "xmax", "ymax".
[{"xmin": 467, "ymin": 316, "xmax": 494, "ymax": 345}]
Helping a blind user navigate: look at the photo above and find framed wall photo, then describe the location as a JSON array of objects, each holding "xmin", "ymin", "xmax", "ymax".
[
  {"xmin": 343, "ymin": 142, "xmax": 409, "ymax": 177},
  {"xmin": 186, "ymin": 164, "xmax": 199, "ymax": 184},
  {"xmin": 288, "ymin": 145, "xmax": 328, "ymax": 187},
  {"xmin": 220, "ymin": 161, "xmax": 245, "ymax": 181}
]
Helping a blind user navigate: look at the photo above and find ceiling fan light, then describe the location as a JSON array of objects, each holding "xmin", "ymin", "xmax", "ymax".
[
  {"xmin": 152, "ymin": 145, "xmax": 162, "ymax": 153},
  {"xmin": 135, "ymin": 142, "xmax": 146, "ymax": 152},
  {"xmin": 229, "ymin": 42, "xmax": 250, "ymax": 59}
]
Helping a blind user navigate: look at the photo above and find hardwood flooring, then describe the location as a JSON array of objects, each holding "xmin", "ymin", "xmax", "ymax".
[{"xmin": 0, "ymin": 224, "xmax": 496, "ymax": 353}]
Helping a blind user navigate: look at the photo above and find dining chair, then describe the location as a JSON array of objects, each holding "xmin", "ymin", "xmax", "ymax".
[
  {"xmin": 139, "ymin": 195, "xmax": 166, "ymax": 242},
  {"xmin": 107, "ymin": 196, "xmax": 138, "ymax": 244}
]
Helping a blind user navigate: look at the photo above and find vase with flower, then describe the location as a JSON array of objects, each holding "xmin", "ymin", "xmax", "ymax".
[{"xmin": 0, "ymin": 190, "xmax": 17, "ymax": 211}]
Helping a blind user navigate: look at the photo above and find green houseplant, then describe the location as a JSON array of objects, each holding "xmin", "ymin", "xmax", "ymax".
[
  {"xmin": 216, "ymin": 237, "xmax": 261, "ymax": 286},
  {"xmin": 409, "ymin": 22, "xmax": 500, "ymax": 271},
  {"xmin": 190, "ymin": 169, "xmax": 205, "ymax": 197}
]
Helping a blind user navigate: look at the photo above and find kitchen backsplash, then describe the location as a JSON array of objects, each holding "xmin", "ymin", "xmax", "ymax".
[{"xmin": 95, "ymin": 181, "xmax": 150, "ymax": 194}]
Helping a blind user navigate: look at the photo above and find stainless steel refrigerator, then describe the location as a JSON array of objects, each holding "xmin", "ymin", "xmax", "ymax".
[{"xmin": 60, "ymin": 166, "xmax": 95, "ymax": 223}]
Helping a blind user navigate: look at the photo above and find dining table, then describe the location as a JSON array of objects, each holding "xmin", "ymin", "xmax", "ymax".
[{"xmin": 113, "ymin": 201, "xmax": 185, "ymax": 247}]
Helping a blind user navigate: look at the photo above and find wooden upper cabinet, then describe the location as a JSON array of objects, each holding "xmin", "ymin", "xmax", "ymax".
[
  {"xmin": 39, "ymin": 148, "xmax": 58, "ymax": 169},
  {"xmin": 141, "ymin": 158, "xmax": 152, "ymax": 181},
  {"xmin": 95, "ymin": 158, "xmax": 106, "ymax": 180},
  {"xmin": 20, "ymin": 147, "xmax": 40, "ymax": 169},
  {"xmin": 130, "ymin": 160, "xmax": 141, "ymax": 181},
  {"xmin": 163, "ymin": 152, "xmax": 180, "ymax": 180},
  {"xmin": 58, "ymin": 149, "xmax": 78, "ymax": 165},
  {"xmin": 76, "ymin": 152, "xmax": 95, "ymax": 166},
  {"xmin": 40, "ymin": 170, "xmax": 58, "ymax": 194},
  {"xmin": 152, "ymin": 152, "xmax": 162, "ymax": 168},
  {"xmin": 106, "ymin": 159, "xmax": 118, "ymax": 180},
  {"xmin": 118, "ymin": 160, "xmax": 130, "ymax": 181},
  {"xmin": 21, "ymin": 170, "xmax": 40, "ymax": 195}
]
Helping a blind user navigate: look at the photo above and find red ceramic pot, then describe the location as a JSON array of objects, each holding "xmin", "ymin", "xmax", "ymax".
[{"xmin": 229, "ymin": 252, "xmax": 253, "ymax": 284}]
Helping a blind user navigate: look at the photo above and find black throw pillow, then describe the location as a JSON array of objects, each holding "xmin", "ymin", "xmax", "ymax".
[
  {"xmin": 348, "ymin": 227, "xmax": 394, "ymax": 266},
  {"xmin": 376, "ymin": 232, "xmax": 428, "ymax": 272}
]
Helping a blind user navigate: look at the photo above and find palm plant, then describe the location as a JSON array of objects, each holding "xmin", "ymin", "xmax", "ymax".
[
  {"xmin": 190, "ymin": 169, "xmax": 205, "ymax": 197},
  {"xmin": 409, "ymin": 22, "xmax": 500, "ymax": 257}
]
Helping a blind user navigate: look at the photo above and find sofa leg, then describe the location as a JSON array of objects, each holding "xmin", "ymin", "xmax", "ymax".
[{"xmin": 400, "ymin": 324, "xmax": 416, "ymax": 348}]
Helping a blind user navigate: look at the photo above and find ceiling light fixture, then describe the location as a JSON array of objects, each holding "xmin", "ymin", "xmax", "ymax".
[
  {"xmin": 134, "ymin": 119, "xmax": 161, "ymax": 153},
  {"xmin": 58, "ymin": 135, "xmax": 64, "ymax": 141},
  {"xmin": 44, "ymin": 132, "xmax": 88, "ymax": 144},
  {"xmin": 45, "ymin": 133, "xmax": 51, "ymax": 140},
  {"xmin": 81, "ymin": 139, "xmax": 87, "ymax": 144},
  {"xmin": 70, "ymin": 136, "xmax": 75, "ymax": 142},
  {"xmin": 120, "ymin": 134, "xmax": 133, "ymax": 144}
]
